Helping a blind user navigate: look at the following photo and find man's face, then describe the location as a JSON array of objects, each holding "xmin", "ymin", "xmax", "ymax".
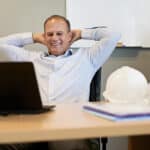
[{"xmin": 44, "ymin": 19, "xmax": 72, "ymax": 56}]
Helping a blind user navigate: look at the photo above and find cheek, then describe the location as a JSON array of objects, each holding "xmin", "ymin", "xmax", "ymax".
[{"xmin": 64, "ymin": 36, "xmax": 71, "ymax": 43}]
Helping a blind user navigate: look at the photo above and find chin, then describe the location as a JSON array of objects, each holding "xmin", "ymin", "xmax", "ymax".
[
  {"xmin": 50, "ymin": 49, "xmax": 65, "ymax": 56},
  {"xmin": 50, "ymin": 51, "xmax": 61, "ymax": 56}
]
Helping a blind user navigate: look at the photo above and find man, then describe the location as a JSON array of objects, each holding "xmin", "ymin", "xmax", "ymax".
[{"xmin": 0, "ymin": 15, "xmax": 120, "ymax": 149}]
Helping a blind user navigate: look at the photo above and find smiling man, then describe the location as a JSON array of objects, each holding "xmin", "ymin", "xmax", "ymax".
[
  {"xmin": 43, "ymin": 15, "xmax": 72, "ymax": 56},
  {"xmin": 0, "ymin": 15, "xmax": 120, "ymax": 150}
]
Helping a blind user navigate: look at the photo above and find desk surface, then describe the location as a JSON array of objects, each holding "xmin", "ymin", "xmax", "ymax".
[{"xmin": 1, "ymin": 103, "xmax": 150, "ymax": 144}]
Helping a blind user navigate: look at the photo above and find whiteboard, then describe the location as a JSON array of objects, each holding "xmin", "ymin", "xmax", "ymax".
[{"xmin": 66, "ymin": 0, "xmax": 150, "ymax": 47}]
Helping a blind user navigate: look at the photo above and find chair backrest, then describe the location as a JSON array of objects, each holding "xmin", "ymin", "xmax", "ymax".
[
  {"xmin": 89, "ymin": 68, "xmax": 108, "ymax": 150},
  {"xmin": 89, "ymin": 68, "xmax": 101, "ymax": 101}
]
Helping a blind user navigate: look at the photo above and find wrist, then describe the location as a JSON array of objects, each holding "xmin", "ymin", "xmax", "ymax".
[
  {"xmin": 32, "ymin": 33, "xmax": 37, "ymax": 43},
  {"xmin": 78, "ymin": 30, "xmax": 81, "ymax": 40}
]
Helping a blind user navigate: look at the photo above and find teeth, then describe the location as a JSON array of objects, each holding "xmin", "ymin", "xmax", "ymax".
[
  {"xmin": 51, "ymin": 42, "xmax": 60, "ymax": 46},
  {"xmin": 51, "ymin": 44, "xmax": 59, "ymax": 47}
]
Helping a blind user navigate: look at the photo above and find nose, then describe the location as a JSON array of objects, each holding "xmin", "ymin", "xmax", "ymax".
[{"xmin": 51, "ymin": 34, "xmax": 58, "ymax": 41}]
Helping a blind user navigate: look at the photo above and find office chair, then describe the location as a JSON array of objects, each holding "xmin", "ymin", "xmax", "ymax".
[{"xmin": 89, "ymin": 68, "xmax": 108, "ymax": 150}]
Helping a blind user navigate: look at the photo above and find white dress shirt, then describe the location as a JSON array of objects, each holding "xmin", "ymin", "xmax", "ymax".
[{"xmin": 0, "ymin": 28, "xmax": 120, "ymax": 104}]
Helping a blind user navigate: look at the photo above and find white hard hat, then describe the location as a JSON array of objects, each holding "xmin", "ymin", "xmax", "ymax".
[{"xmin": 103, "ymin": 66, "xmax": 148, "ymax": 104}]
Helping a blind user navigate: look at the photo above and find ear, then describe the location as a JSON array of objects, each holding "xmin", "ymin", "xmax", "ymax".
[{"xmin": 67, "ymin": 31, "xmax": 73, "ymax": 43}]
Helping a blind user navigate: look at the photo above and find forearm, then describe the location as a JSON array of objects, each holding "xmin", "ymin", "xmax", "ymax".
[
  {"xmin": 32, "ymin": 33, "xmax": 46, "ymax": 45},
  {"xmin": 0, "ymin": 32, "xmax": 33, "ymax": 47},
  {"xmin": 81, "ymin": 27, "xmax": 120, "ymax": 41},
  {"xmin": 71, "ymin": 29, "xmax": 81, "ymax": 43},
  {"xmin": 32, "ymin": 33, "xmax": 42, "ymax": 43}
]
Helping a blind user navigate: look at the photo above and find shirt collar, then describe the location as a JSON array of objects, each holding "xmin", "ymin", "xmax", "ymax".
[{"xmin": 44, "ymin": 49, "xmax": 73, "ymax": 58}]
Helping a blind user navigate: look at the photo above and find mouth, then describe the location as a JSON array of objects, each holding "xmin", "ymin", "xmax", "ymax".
[
  {"xmin": 49, "ymin": 43, "xmax": 61, "ymax": 53},
  {"xmin": 50, "ymin": 41, "xmax": 61, "ymax": 47}
]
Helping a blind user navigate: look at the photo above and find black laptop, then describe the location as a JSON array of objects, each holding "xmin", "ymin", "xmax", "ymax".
[{"xmin": 0, "ymin": 62, "xmax": 55, "ymax": 115}]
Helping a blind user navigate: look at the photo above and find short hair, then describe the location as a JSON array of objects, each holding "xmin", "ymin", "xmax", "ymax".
[{"xmin": 44, "ymin": 15, "xmax": 71, "ymax": 32}]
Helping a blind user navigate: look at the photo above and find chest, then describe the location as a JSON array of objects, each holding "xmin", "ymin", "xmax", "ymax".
[{"xmin": 33, "ymin": 55, "xmax": 94, "ymax": 85}]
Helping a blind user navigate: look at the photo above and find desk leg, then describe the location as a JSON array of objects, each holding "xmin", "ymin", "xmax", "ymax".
[{"xmin": 128, "ymin": 135, "xmax": 150, "ymax": 150}]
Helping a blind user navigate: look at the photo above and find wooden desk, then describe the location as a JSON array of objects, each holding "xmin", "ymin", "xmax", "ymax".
[{"xmin": 0, "ymin": 103, "xmax": 150, "ymax": 144}]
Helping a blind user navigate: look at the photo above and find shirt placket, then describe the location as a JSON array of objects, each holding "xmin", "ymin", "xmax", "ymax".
[{"xmin": 48, "ymin": 61, "xmax": 56, "ymax": 101}]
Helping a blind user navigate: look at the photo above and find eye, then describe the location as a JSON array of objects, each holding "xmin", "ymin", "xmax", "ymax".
[
  {"xmin": 47, "ymin": 33, "xmax": 53, "ymax": 37},
  {"xmin": 57, "ymin": 32, "xmax": 63, "ymax": 36}
]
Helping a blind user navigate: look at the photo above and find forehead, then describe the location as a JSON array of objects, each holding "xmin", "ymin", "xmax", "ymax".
[{"xmin": 45, "ymin": 19, "xmax": 68, "ymax": 32}]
